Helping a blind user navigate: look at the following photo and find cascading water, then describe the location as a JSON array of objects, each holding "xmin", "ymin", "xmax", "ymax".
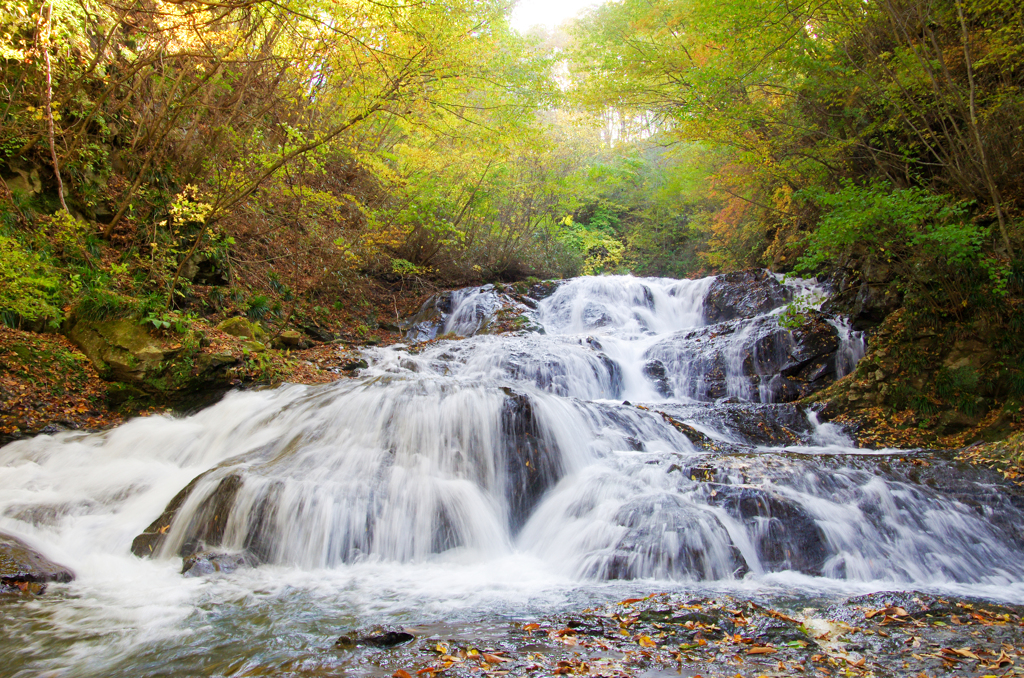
[{"xmin": 1, "ymin": 272, "xmax": 1021, "ymax": 677}]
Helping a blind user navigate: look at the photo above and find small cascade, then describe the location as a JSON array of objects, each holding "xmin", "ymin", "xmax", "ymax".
[{"xmin": 3, "ymin": 271, "xmax": 1024, "ymax": 674}]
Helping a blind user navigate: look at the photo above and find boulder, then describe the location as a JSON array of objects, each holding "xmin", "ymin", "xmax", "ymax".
[
  {"xmin": 68, "ymin": 319, "xmax": 183, "ymax": 382},
  {"xmin": 272, "ymin": 329, "xmax": 310, "ymax": 350},
  {"xmin": 68, "ymin": 319, "xmax": 238, "ymax": 399},
  {"xmin": 703, "ymin": 270, "xmax": 792, "ymax": 324},
  {"xmin": 644, "ymin": 312, "xmax": 841, "ymax": 403},
  {"xmin": 335, "ymin": 625, "xmax": 415, "ymax": 649},
  {"xmin": 216, "ymin": 317, "xmax": 266, "ymax": 341},
  {"xmin": 0, "ymin": 531, "xmax": 74, "ymax": 594},
  {"xmin": 131, "ymin": 470, "xmax": 242, "ymax": 559}
]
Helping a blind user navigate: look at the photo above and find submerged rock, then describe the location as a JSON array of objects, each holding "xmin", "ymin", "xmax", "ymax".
[
  {"xmin": 0, "ymin": 531, "xmax": 74, "ymax": 594},
  {"xmin": 181, "ymin": 550, "xmax": 257, "ymax": 577},
  {"xmin": 335, "ymin": 625, "xmax": 415, "ymax": 649}
]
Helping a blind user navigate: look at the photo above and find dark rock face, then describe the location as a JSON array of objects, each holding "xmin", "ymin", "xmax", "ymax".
[
  {"xmin": 642, "ymin": 360, "xmax": 672, "ymax": 397},
  {"xmin": 822, "ymin": 256, "xmax": 902, "ymax": 331},
  {"xmin": 181, "ymin": 550, "xmax": 258, "ymax": 577},
  {"xmin": 710, "ymin": 486, "xmax": 829, "ymax": 575},
  {"xmin": 702, "ymin": 270, "xmax": 792, "ymax": 324},
  {"xmin": 0, "ymin": 531, "xmax": 74, "ymax": 594},
  {"xmin": 501, "ymin": 390, "xmax": 564, "ymax": 534},
  {"xmin": 644, "ymin": 312, "xmax": 841, "ymax": 403},
  {"xmin": 597, "ymin": 496, "xmax": 745, "ymax": 580}
]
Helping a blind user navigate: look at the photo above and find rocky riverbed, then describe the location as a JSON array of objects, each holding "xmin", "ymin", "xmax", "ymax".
[{"xmin": 262, "ymin": 591, "xmax": 1024, "ymax": 678}]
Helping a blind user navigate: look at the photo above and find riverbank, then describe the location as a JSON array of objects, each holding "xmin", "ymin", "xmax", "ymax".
[
  {"xmin": 0, "ymin": 278, "xmax": 423, "ymax": 444},
  {"xmin": 365, "ymin": 590, "xmax": 1024, "ymax": 678}
]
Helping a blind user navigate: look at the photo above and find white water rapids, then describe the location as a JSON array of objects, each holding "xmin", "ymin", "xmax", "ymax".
[{"xmin": 2, "ymin": 274, "xmax": 1023, "ymax": 676}]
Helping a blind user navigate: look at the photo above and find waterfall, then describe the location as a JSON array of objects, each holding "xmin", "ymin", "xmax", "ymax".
[{"xmin": 2, "ymin": 272, "xmax": 1024, "ymax": 676}]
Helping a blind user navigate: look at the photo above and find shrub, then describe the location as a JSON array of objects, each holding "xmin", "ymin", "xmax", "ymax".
[{"xmin": 0, "ymin": 236, "xmax": 63, "ymax": 326}]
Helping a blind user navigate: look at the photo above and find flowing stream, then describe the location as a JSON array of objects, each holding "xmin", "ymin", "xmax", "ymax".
[{"xmin": 2, "ymin": 274, "xmax": 1024, "ymax": 676}]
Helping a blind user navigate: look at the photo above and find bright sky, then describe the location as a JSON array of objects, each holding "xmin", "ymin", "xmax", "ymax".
[{"xmin": 509, "ymin": 0, "xmax": 606, "ymax": 31}]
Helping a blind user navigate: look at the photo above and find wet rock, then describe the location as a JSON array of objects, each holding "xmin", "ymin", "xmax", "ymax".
[
  {"xmin": 659, "ymin": 402, "xmax": 812, "ymax": 447},
  {"xmin": 0, "ymin": 531, "xmax": 74, "ymax": 594},
  {"xmin": 645, "ymin": 313, "xmax": 841, "ymax": 403},
  {"xmin": 596, "ymin": 495, "xmax": 746, "ymax": 580},
  {"xmin": 822, "ymin": 258, "xmax": 901, "ymax": 330},
  {"xmin": 335, "ymin": 625, "xmax": 415, "ymax": 649},
  {"xmin": 501, "ymin": 390, "xmax": 563, "ymax": 533},
  {"xmin": 342, "ymin": 358, "xmax": 368, "ymax": 371},
  {"xmin": 642, "ymin": 360, "xmax": 673, "ymax": 397},
  {"xmin": 703, "ymin": 270, "xmax": 791, "ymax": 324},
  {"xmin": 402, "ymin": 292, "xmax": 456, "ymax": 342},
  {"xmin": 131, "ymin": 470, "xmax": 242, "ymax": 558},
  {"xmin": 711, "ymin": 486, "xmax": 829, "ymax": 575},
  {"xmin": 402, "ymin": 285, "xmax": 542, "ymax": 342},
  {"xmin": 181, "ymin": 550, "xmax": 257, "ymax": 577},
  {"xmin": 654, "ymin": 411, "xmax": 717, "ymax": 449}
]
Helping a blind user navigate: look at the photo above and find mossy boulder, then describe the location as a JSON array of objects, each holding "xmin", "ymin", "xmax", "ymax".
[
  {"xmin": 68, "ymin": 319, "xmax": 185, "ymax": 382},
  {"xmin": 67, "ymin": 319, "xmax": 238, "ymax": 400},
  {"xmin": 217, "ymin": 317, "xmax": 267, "ymax": 341}
]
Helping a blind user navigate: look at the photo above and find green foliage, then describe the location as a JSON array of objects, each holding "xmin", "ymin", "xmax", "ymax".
[
  {"xmin": 73, "ymin": 287, "xmax": 140, "ymax": 321},
  {"xmin": 0, "ymin": 236, "xmax": 63, "ymax": 325},
  {"xmin": 935, "ymin": 366, "xmax": 983, "ymax": 416},
  {"xmin": 245, "ymin": 294, "xmax": 271, "ymax": 321},
  {"xmin": 777, "ymin": 292, "xmax": 825, "ymax": 330},
  {"xmin": 796, "ymin": 183, "xmax": 981, "ymax": 275}
]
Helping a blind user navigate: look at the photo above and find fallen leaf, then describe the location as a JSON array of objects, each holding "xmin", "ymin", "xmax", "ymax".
[
  {"xmin": 483, "ymin": 654, "xmax": 510, "ymax": 664},
  {"xmin": 393, "ymin": 671, "xmax": 412, "ymax": 678},
  {"xmin": 747, "ymin": 646, "xmax": 776, "ymax": 655},
  {"xmin": 637, "ymin": 636, "xmax": 656, "ymax": 648}
]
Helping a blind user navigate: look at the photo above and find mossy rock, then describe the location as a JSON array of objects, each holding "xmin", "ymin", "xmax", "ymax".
[
  {"xmin": 67, "ymin": 319, "xmax": 183, "ymax": 382},
  {"xmin": 217, "ymin": 317, "xmax": 267, "ymax": 341}
]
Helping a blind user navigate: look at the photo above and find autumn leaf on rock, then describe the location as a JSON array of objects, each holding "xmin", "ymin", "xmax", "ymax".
[{"xmin": 483, "ymin": 654, "xmax": 510, "ymax": 664}]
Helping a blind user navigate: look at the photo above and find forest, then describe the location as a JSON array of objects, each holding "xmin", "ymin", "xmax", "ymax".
[
  {"xmin": 1, "ymin": 0, "xmax": 1023, "ymax": 445},
  {"xmin": 8, "ymin": 2, "xmax": 1024, "ymax": 676}
]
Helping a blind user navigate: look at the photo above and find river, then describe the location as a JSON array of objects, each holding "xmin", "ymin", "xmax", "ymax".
[{"xmin": 2, "ymin": 273, "xmax": 1023, "ymax": 676}]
